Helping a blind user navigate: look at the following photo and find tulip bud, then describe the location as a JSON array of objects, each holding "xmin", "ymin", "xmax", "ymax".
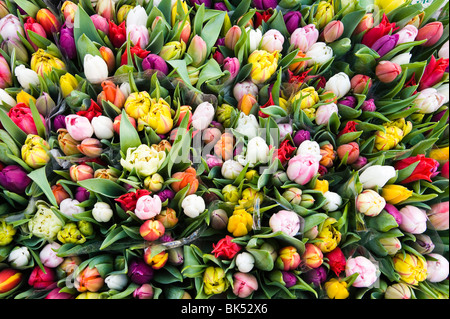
[
  {"xmin": 92, "ymin": 202, "xmax": 113, "ymax": 223},
  {"xmin": 0, "ymin": 165, "xmax": 32, "ymax": 194},
  {"xmin": 40, "ymin": 242, "xmax": 64, "ymax": 268},
  {"xmin": 105, "ymin": 274, "xmax": 128, "ymax": 291},
  {"xmin": 300, "ymin": 194, "xmax": 315, "ymax": 208},
  {"xmin": 276, "ymin": 246, "xmax": 301, "ymax": 271},
  {"xmin": 210, "ymin": 209, "xmax": 229, "ymax": 230},
  {"xmin": 235, "ymin": 252, "xmax": 255, "ymax": 273},
  {"xmin": 416, "ymin": 22, "xmax": 444, "ymax": 47},
  {"xmin": 8, "ymin": 246, "xmax": 31, "ymax": 268},
  {"xmin": 0, "ymin": 268, "xmax": 22, "ymax": 293},
  {"xmin": 315, "ymin": 1, "xmax": 334, "ymax": 29},
  {"xmin": 0, "ymin": 1, "xmax": 9, "ymax": 18},
  {"xmin": 385, "ymin": 283, "xmax": 412, "ymax": 299},
  {"xmin": 412, "ymin": 234, "xmax": 435, "ymax": 254},
  {"xmin": 351, "ymin": 74, "xmax": 372, "ymax": 94},
  {"xmin": 261, "ymin": 29, "xmax": 284, "ymax": 53},
  {"xmin": 302, "ymin": 243, "xmax": 323, "ymax": 269},
  {"xmin": 83, "ymin": 54, "xmax": 109, "ymax": 84},
  {"xmin": 223, "ymin": 57, "xmax": 240, "ymax": 81},
  {"xmin": 142, "ymin": 54, "xmax": 169, "ymax": 75},
  {"xmin": 282, "ymin": 187, "xmax": 303, "ymax": 205},
  {"xmin": 144, "ymin": 247, "xmax": 168, "ymax": 270},
  {"xmin": 371, "ymin": 34, "xmax": 399, "ymax": 57},
  {"xmin": 398, "ymin": 205, "xmax": 428, "ymax": 234},
  {"xmin": 29, "ymin": 265, "xmax": 56, "ymax": 289},
  {"xmin": 356, "ymin": 189, "xmax": 386, "ymax": 217},
  {"xmin": 75, "ymin": 266, "xmax": 104, "ymax": 292},
  {"xmin": 187, "ymin": 35, "xmax": 207, "ymax": 67},
  {"xmin": 62, "ymin": 1, "xmax": 78, "ymax": 25},
  {"xmin": 128, "ymin": 259, "xmax": 154, "ymax": 284},
  {"xmin": 337, "ymin": 142, "xmax": 360, "ymax": 164},
  {"xmin": 232, "ymin": 272, "xmax": 258, "ymax": 298},
  {"xmin": 133, "ymin": 284, "xmax": 154, "ymax": 299},
  {"xmin": 225, "ymin": 25, "xmax": 241, "ymax": 50},
  {"xmin": 427, "ymin": 202, "xmax": 449, "ymax": 231},
  {"xmin": 378, "ymin": 237, "xmax": 402, "ymax": 255},
  {"xmin": 69, "ymin": 164, "xmax": 94, "ymax": 182},
  {"xmin": 91, "ymin": 115, "xmax": 114, "ymax": 140},
  {"xmin": 140, "ymin": 219, "xmax": 165, "ymax": 241},
  {"xmin": 284, "ymin": 11, "xmax": 302, "ymax": 34},
  {"xmin": 426, "ymin": 254, "xmax": 449, "ymax": 283},
  {"xmin": 21, "ymin": 135, "xmax": 51, "ymax": 169},
  {"xmin": 36, "ymin": 9, "xmax": 61, "ymax": 36},
  {"xmin": 376, "ymin": 61, "xmax": 402, "ymax": 83},
  {"xmin": 315, "ymin": 102, "xmax": 338, "ymax": 125},
  {"xmin": 159, "ymin": 41, "xmax": 186, "ymax": 60},
  {"xmin": 322, "ymin": 20, "xmax": 344, "ymax": 43},
  {"xmin": 99, "ymin": 46, "xmax": 115, "ymax": 74},
  {"xmin": 0, "ymin": 55, "xmax": 12, "ymax": 89},
  {"xmin": 353, "ymin": 13, "xmax": 374, "ymax": 35},
  {"xmin": 303, "ymin": 266, "xmax": 327, "ymax": 287}
]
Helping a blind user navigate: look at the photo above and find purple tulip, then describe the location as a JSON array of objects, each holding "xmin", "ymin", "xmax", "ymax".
[
  {"xmin": 384, "ymin": 203, "xmax": 402, "ymax": 225},
  {"xmin": 282, "ymin": 271, "xmax": 297, "ymax": 288},
  {"xmin": 53, "ymin": 115, "xmax": 66, "ymax": 131},
  {"xmin": 142, "ymin": 54, "xmax": 169, "ymax": 75},
  {"xmin": 303, "ymin": 266, "xmax": 327, "ymax": 287},
  {"xmin": 75, "ymin": 186, "xmax": 90, "ymax": 202},
  {"xmin": 338, "ymin": 96, "xmax": 357, "ymax": 108},
  {"xmin": 206, "ymin": 154, "xmax": 223, "ymax": 169},
  {"xmin": 253, "ymin": 0, "xmax": 278, "ymax": 10},
  {"xmin": 190, "ymin": 0, "xmax": 212, "ymax": 8},
  {"xmin": 352, "ymin": 156, "xmax": 368, "ymax": 170},
  {"xmin": 214, "ymin": 2, "xmax": 228, "ymax": 11},
  {"xmin": 432, "ymin": 109, "xmax": 449, "ymax": 123},
  {"xmin": 156, "ymin": 189, "xmax": 175, "ymax": 203},
  {"xmin": 128, "ymin": 259, "xmax": 154, "ymax": 285},
  {"xmin": 284, "ymin": 11, "xmax": 302, "ymax": 34},
  {"xmin": 59, "ymin": 24, "xmax": 76, "ymax": 59},
  {"xmin": 361, "ymin": 98, "xmax": 376, "ymax": 112},
  {"xmin": 371, "ymin": 34, "xmax": 399, "ymax": 57},
  {"xmin": 215, "ymin": 37, "xmax": 225, "ymax": 47},
  {"xmin": 293, "ymin": 129, "xmax": 311, "ymax": 146},
  {"xmin": 0, "ymin": 165, "xmax": 32, "ymax": 194}
]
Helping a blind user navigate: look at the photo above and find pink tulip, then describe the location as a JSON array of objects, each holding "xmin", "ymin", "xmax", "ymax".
[
  {"xmin": 286, "ymin": 154, "xmax": 320, "ymax": 185},
  {"xmin": 345, "ymin": 256, "xmax": 378, "ymax": 288},
  {"xmin": 375, "ymin": 61, "xmax": 402, "ymax": 83},
  {"xmin": 127, "ymin": 24, "xmax": 149, "ymax": 48},
  {"xmin": 427, "ymin": 202, "xmax": 449, "ymax": 231},
  {"xmin": 223, "ymin": 57, "xmax": 240, "ymax": 81},
  {"xmin": 0, "ymin": 55, "xmax": 12, "ymax": 88},
  {"xmin": 315, "ymin": 103, "xmax": 338, "ymax": 125},
  {"xmin": 65, "ymin": 114, "xmax": 94, "ymax": 141},
  {"xmin": 90, "ymin": 14, "xmax": 109, "ymax": 35},
  {"xmin": 395, "ymin": 25, "xmax": 418, "ymax": 45},
  {"xmin": 322, "ymin": 20, "xmax": 344, "ymax": 43},
  {"xmin": 290, "ymin": 24, "xmax": 319, "ymax": 52},
  {"xmin": 426, "ymin": 253, "xmax": 449, "ymax": 283},
  {"xmin": 69, "ymin": 164, "xmax": 94, "ymax": 182},
  {"xmin": 416, "ymin": 21, "xmax": 444, "ymax": 47},
  {"xmin": 0, "ymin": 14, "xmax": 24, "ymax": 41},
  {"xmin": 191, "ymin": 102, "xmax": 215, "ymax": 131},
  {"xmin": 232, "ymin": 272, "xmax": 258, "ymax": 298},
  {"xmin": 261, "ymin": 29, "xmax": 284, "ymax": 53},
  {"xmin": 135, "ymin": 195, "xmax": 162, "ymax": 220},
  {"xmin": 398, "ymin": 205, "xmax": 428, "ymax": 234},
  {"xmin": 269, "ymin": 210, "xmax": 301, "ymax": 236},
  {"xmin": 39, "ymin": 242, "xmax": 64, "ymax": 268}
]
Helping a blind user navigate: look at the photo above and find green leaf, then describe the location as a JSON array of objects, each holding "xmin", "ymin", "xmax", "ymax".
[
  {"xmin": 253, "ymin": 231, "xmax": 305, "ymax": 255},
  {"xmin": 12, "ymin": 0, "xmax": 39, "ymax": 17},
  {"xmin": 119, "ymin": 109, "xmax": 141, "ymax": 155},
  {"xmin": 0, "ymin": 110, "xmax": 27, "ymax": 145},
  {"xmin": 28, "ymin": 99, "xmax": 46, "ymax": 138},
  {"xmin": 77, "ymin": 178, "xmax": 127, "ymax": 198},
  {"xmin": 28, "ymin": 166, "xmax": 58, "ymax": 207},
  {"xmin": 200, "ymin": 11, "xmax": 226, "ymax": 52},
  {"xmin": 73, "ymin": 4, "xmax": 106, "ymax": 48},
  {"xmin": 100, "ymin": 226, "xmax": 129, "ymax": 250}
]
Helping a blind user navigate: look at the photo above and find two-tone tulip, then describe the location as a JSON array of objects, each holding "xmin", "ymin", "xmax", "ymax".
[
  {"xmin": 36, "ymin": 8, "xmax": 61, "ymax": 36},
  {"xmin": 21, "ymin": 135, "xmax": 51, "ymax": 169}
]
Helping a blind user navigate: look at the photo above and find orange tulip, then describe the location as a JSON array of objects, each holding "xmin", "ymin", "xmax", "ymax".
[
  {"xmin": 171, "ymin": 167, "xmax": 199, "ymax": 195},
  {"xmin": 237, "ymin": 94, "xmax": 257, "ymax": 115},
  {"xmin": 97, "ymin": 80, "xmax": 126, "ymax": 109},
  {"xmin": 36, "ymin": 8, "xmax": 61, "ymax": 36},
  {"xmin": 75, "ymin": 267, "xmax": 104, "ymax": 292},
  {"xmin": 0, "ymin": 268, "xmax": 22, "ymax": 294},
  {"xmin": 214, "ymin": 132, "xmax": 234, "ymax": 161},
  {"xmin": 51, "ymin": 184, "xmax": 70, "ymax": 205},
  {"xmin": 289, "ymin": 50, "xmax": 308, "ymax": 74}
]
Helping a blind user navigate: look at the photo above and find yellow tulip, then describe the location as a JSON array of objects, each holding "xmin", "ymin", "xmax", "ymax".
[
  {"xmin": 21, "ymin": 134, "xmax": 51, "ymax": 169},
  {"xmin": 143, "ymin": 98, "xmax": 173, "ymax": 134},
  {"xmin": 375, "ymin": 0, "xmax": 406, "ymax": 14},
  {"xmin": 16, "ymin": 90, "xmax": 36, "ymax": 106},
  {"xmin": 324, "ymin": 278, "xmax": 349, "ymax": 299},
  {"xmin": 315, "ymin": 1, "xmax": 334, "ymax": 29},
  {"xmin": 374, "ymin": 118, "xmax": 412, "ymax": 151},
  {"xmin": 227, "ymin": 209, "xmax": 253, "ymax": 237},
  {"xmin": 381, "ymin": 184, "xmax": 413, "ymax": 205},
  {"xmin": 314, "ymin": 179, "xmax": 329, "ymax": 193},
  {"xmin": 171, "ymin": 0, "xmax": 189, "ymax": 26},
  {"xmin": 30, "ymin": 49, "xmax": 66, "ymax": 77},
  {"xmin": 248, "ymin": 50, "xmax": 279, "ymax": 85},
  {"xmin": 203, "ymin": 266, "xmax": 228, "ymax": 295},
  {"xmin": 124, "ymin": 91, "xmax": 152, "ymax": 123},
  {"xmin": 117, "ymin": 4, "xmax": 133, "ymax": 24},
  {"xmin": 60, "ymin": 72, "xmax": 78, "ymax": 98},
  {"xmin": 291, "ymin": 87, "xmax": 319, "ymax": 109},
  {"xmin": 316, "ymin": 218, "xmax": 341, "ymax": 253},
  {"xmin": 429, "ymin": 146, "xmax": 449, "ymax": 163},
  {"xmin": 393, "ymin": 252, "xmax": 427, "ymax": 285},
  {"xmin": 238, "ymin": 188, "xmax": 264, "ymax": 211}
]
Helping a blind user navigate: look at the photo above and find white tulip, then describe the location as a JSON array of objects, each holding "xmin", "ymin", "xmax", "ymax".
[
  {"xmin": 426, "ymin": 253, "xmax": 449, "ymax": 283},
  {"xmin": 126, "ymin": 5, "xmax": 148, "ymax": 27},
  {"xmin": 105, "ymin": 274, "xmax": 129, "ymax": 290},
  {"xmin": 235, "ymin": 252, "xmax": 255, "ymax": 273},
  {"xmin": 305, "ymin": 42, "xmax": 333, "ymax": 66},
  {"xmin": 324, "ymin": 72, "xmax": 351, "ymax": 99},
  {"xmin": 322, "ymin": 191, "xmax": 342, "ymax": 212},
  {"xmin": 0, "ymin": 88, "xmax": 16, "ymax": 107},
  {"xmin": 91, "ymin": 115, "xmax": 114, "ymax": 139},
  {"xmin": 247, "ymin": 28, "xmax": 263, "ymax": 52},
  {"xmin": 436, "ymin": 83, "xmax": 449, "ymax": 105},
  {"xmin": 359, "ymin": 165, "xmax": 396, "ymax": 189},
  {"xmin": 192, "ymin": 102, "xmax": 215, "ymax": 131},
  {"xmin": 413, "ymin": 88, "xmax": 446, "ymax": 114},
  {"xmin": 390, "ymin": 53, "xmax": 412, "ymax": 66},
  {"xmin": 438, "ymin": 40, "xmax": 449, "ymax": 60},
  {"xmin": 119, "ymin": 82, "xmax": 131, "ymax": 99},
  {"xmin": 296, "ymin": 140, "xmax": 322, "ymax": 162},
  {"xmin": 92, "ymin": 202, "xmax": 114, "ymax": 222},
  {"xmin": 181, "ymin": 194, "xmax": 205, "ymax": 218},
  {"xmin": 246, "ymin": 136, "xmax": 270, "ymax": 167},
  {"xmin": 14, "ymin": 65, "xmax": 39, "ymax": 90},
  {"xmin": 59, "ymin": 198, "xmax": 85, "ymax": 218},
  {"xmin": 221, "ymin": 160, "xmax": 244, "ymax": 179},
  {"xmin": 8, "ymin": 246, "xmax": 31, "ymax": 268},
  {"xmin": 235, "ymin": 112, "xmax": 260, "ymax": 140},
  {"xmin": 83, "ymin": 54, "xmax": 109, "ymax": 84},
  {"xmin": 315, "ymin": 103, "xmax": 338, "ymax": 125},
  {"xmin": 39, "ymin": 242, "xmax": 64, "ymax": 268}
]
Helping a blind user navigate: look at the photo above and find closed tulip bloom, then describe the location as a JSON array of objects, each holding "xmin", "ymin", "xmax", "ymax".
[
  {"xmin": 413, "ymin": 88, "xmax": 446, "ymax": 114},
  {"xmin": 108, "ymin": 20, "xmax": 127, "ymax": 48},
  {"xmin": 416, "ymin": 21, "xmax": 444, "ymax": 47},
  {"xmin": 0, "ymin": 55, "xmax": 12, "ymax": 88},
  {"xmin": 322, "ymin": 191, "xmax": 343, "ymax": 212},
  {"xmin": 181, "ymin": 194, "xmax": 205, "ymax": 218},
  {"xmin": 140, "ymin": 219, "xmax": 165, "ymax": 241},
  {"xmin": 126, "ymin": 5, "xmax": 147, "ymax": 27},
  {"xmin": 337, "ymin": 142, "xmax": 360, "ymax": 164},
  {"xmin": 65, "ymin": 114, "xmax": 94, "ymax": 141},
  {"xmin": 426, "ymin": 253, "xmax": 449, "ymax": 283},
  {"xmin": 69, "ymin": 164, "xmax": 94, "ymax": 182},
  {"xmin": 221, "ymin": 160, "xmax": 244, "ymax": 180},
  {"xmin": 287, "ymin": 154, "xmax": 319, "ymax": 185},
  {"xmin": 8, "ymin": 246, "xmax": 31, "ymax": 268},
  {"xmin": 84, "ymin": 54, "xmax": 109, "ymax": 84},
  {"xmin": 325, "ymin": 72, "xmax": 351, "ymax": 99},
  {"xmin": 127, "ymin": 24, "xmax": 149, "ymax": 48},
  {"xmin": 427, "ymin": 202, "xmax": 449, "ymax": 231},
  {"xmin": 303, "ymin": 267, "xmax": 327, "ymax": 287},
  {"xmin": 105, "ymin": 274, "xmax": 128, "ymax": 291},
  {"xmin": 247, "ymin": 28, "xmax": 262, "ymax": 52},
  {"xmin": 60, "ymin": 72, "xmax": 78, "ymax": 98},
  {"xmin": 302, "ymin": 243, "xmax": 324, "ymax": 269},
  {"xmin": 438, "ymin": 41, "xmax": 449, "ymax": 59},
  {"xmin": 253, "ymin": 0, "xmax": 277, "ymax": 10},
  {"xmin": 324, "ymin": 278, "xmax": 349, "ymax": 299},
  {"xmin": 133, "ymin": 284, "xmax": 154, "ymax": 299},
  {"xmin": 75, "ymin": 266, "xmax": 104, "ymax": 292},
  {"xmin": 269, "ymin": 210, "xmax": 301, "ymax": 236},
  {"xmin": 21, "ymin": 135, "xmax": 51, "ymax": 169},
  {"xmin": 419, "ymin": 56, "xmax": 449, "ymax": 91},
  {"xmin": 191, "ymin": 102, "xmax": 214, "ymax": 131},
  {"xmin": 30, "ymin": 49, "xmax": 66, "ymax": 77},
  {"xmin": 315, "ymin": 103, "xmax": 338, "ymax": 125},
  {"xmin": 144, "ymin": 98, "xmax": 173, "ymax": 134},
  {"xmin": 398, "ymin": 205, "xmax": 428, "ymax": 234},
  {"xmin": 261, "ymin": 29, "xmax": 284, "ymax": 53},
  {"xmin": 59, "ymin": 198, "xmax": 84, "ymax": 219},
  {"xmin": 128, "ymin": 259, "xmax": 154, "ymax": 284},
  {"xmin": 23, "ymin": 16, "xmax": 46, "ymax": 51},
  {"xmin": 0, "ymin": 14, "xmax": 24, "ymax": 41},
  {"xmin": 28, "ymin": 265, "xmax": 56, "ymax": 289},
  {"xmin": 36, "ymin": 8, "xmax": 60, "ymax": 35},
  {"xmin": 284, "ymin": 11, "xmax": 302, "ymax": 34},
  {"xmin": 385, "ymin": 283, "xmax": 412, "ymax": 299},
  {"xmin": 290, "ymin": 24, "xmax": 319, "ymax": 52},
  {"xmin": 345, "ymin": 256, "xmax": 378, "ymax": 288},
  {"xmin": 395, "ymin": 25, "xmax": 418, "ymax": 45},
  {"xmin": 248, "ymin": 50, "xmax": 279, "ymax": 84},
  {"xmin": 39, "ymin": 242, "xmax": 64, "ymax": 268},
  {"xmin": 393, "ymin": 252, "xmax": 427, "ymax": 285},
  {"xmin": 235, "ymin": 252, "xmax": 255, "ymax": 273},
  {"xmin": 291, "ymin": 87, "xmax": 319, "ymax": 110},
  {"xmin": 276, "ymin": 246, "xmax": 301, "ymax": 271},
  {"xmin": 97, "ymin": 81, "xmax": 126, "ymax": 109},
  {"xmin": 159, "ymin": 41, "xmax": 186, "ymax": 60},
  {"xmin": 376, "ymin": 61, "xmax": 402, "ymax": 83},
  {"xmin": 314, "ymin": 1, "xmax": 334, "ymax": 29},
  {"xmin": 8, "ymin": 103, "xmax": 45, "ymax": 136},
  {"xmin": 59, "ymin": 24, "xmax": 76, "ymax": 59},
  {"xmin": 322, "ymin": 20, "xmax": 344, "ymax": 43},
  {"xmin": 0, "ymin": 88, "xmax": 15, "ymax": 106},
  {"xmin": 372, "ymin": 34, "xmax": 399, "ymax": 57},
  {"xmin": 171, "ymin": 167, "xmax": 199, "ymax": 195},
  {"xmin": 227, "ymin": 209, "xmax": 253, "ymax": 237},
  {"xmin": 232, "ymin": 272, "xmax": 258, "ymax": 298},
  {"xmin": 356, "ymin": 190, "xmax": 386, "ymax": 217},
  {"xmin": 187, "ymin": 35, "xmax": 207, "ymax": 67},
  {"xmin": 382, "ymin": 184, "xmax": 413, "ymax": 205},
  {"xmin": 203, "ymin": 266, "xmax": 228, "ymax": 295},
  {"xmin": 135, "ymin": 195, "xmax": 162, "ymax": 220},
  {"xmin": 390, "ymin": 52, "xmax": 412, "ymax": 66},
  {"xmin": 223, "ymin": 57, "xmax": 240, "ymax": 81},
  {"xmin": 142, "ymin": 54, "xmax": 169, "ymax": 75},
  {"xmin": 224, "ymin": 25, "xmax": 241, "ymax": 50},
  {"xmin": 91, "ymin": 115, "xmax": 114, "ymax": 140},
  {"xmin": 359, "ymin": 165, "xmax": 396, "ymax": 189},
  {"xmin": 2, "ymin": 38, "xmax": 28, "ymax": 63},
  {"xmin": 350, "ymin": 74, "xmax": 372, "ymax": 94}
]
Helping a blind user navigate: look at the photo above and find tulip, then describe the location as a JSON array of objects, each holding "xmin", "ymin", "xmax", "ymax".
[
  {"xmin": 395, "ymin": 25, "xmax": 418, "ymax": 45},
  {"xmin": 248, "ymin": 50, "xmax": 279, "ymax": 84},
  {"xmin": 108, "ymin": 20, "xmax": 126, "ymax": 48},
  {"xmin": 261, "ymin": 29, "xmax": 284, "ymax": 53},
  {"xmin": 7, "ymin": 246, "xmax": 30, "ymax": 269},
  {"xmin": 0, "ymin": 218, "xmax": 16, "ymax": 246},
  {"xmin": 253, "ymin": 0, "xmax": 277, "ymax": 10},
  {"xmin": 427, "ymin": 202, "xmax": 449, "ymax": 231},
  {"xmin": 155, "ymin": 208, "xmax": 178, "ymax": 229},
  {"xmin": 235, "ymin": 252, "xmax": 255, "ymax": 273},
  {"xmin": 411, "ymin": 234, "xmax": 435, "ymax": 255},
  {"xmin": 39, "ymin": 242, "xmax": 64, "ymax": 268},
  {"xmin": 0, "ymin": 268, "xmax": 22, "ymax": 293},
  {"xmin": 59, "ymin": 24, "xmax": 77, "ymax": 60},
  {"xmin": 128, "ymin": 259, "xmax": 154, "ymax": 284},
  {"xmin": 75, "ymin": 266, "xmax": 104, "ymax": 292},
  {"xmin": 143, "ymin": 98, "xmax": 173, "ymax": 134},
  {"xmin": 90, "ymin": 14, "xmax": 109, "ymax": 35},
  {"xmin": 127, "ymin": 24, "xmax": 149, "ymax": 48},
  {"xmin": 223, "ymin": 57, "xmax": 240, "ymax": 81},
  {"xmin": 233, "ymin": 81, "xmax": 259, "ymax": 102},
  {"xmin": 381, "ymin": 184, "xmax": 413, "ymax": 205},
  {"xmin": 28, "ymin": 265, "xmax": 56, "ymax": 289},
  {"xmin": 290, "ymin": 24, "xmax": 319, "ymax": 52},
  {"xmin": 324, "ymin": 278, "xmax": 349, "ymax": 299},
  {"xmin": 247, "ymin": 28, "xmax": 263, "ymax": 52},
  {"xmin": 57, "ymin": 128, "xmax": 80, "ymax": 156},
  {"xmin": 324, "ymin": 72, "xmax": 351, "ymax": 99},
  {"xmin": 322, "ymin": 20, "xmax": 344, "ymax": 43},
  {"xmin": 133, "ymin": 284, "xmax": 154, "ymax": 299},
  {"xmin": 186, "ymin": 35, "xmax": 207, "ymax": 67},
  {"xmin": 345, "ymin": 256, "xmax": 378, "ymax": 288},
  {"xmin": 23, "ymin": 17, "xmax": 46, "ymax": 51},
  {"xmin": 221, "ymin": 159, "xmax": 244, "ymax": 180},
  {"xmin": 276, "ymin": 246, "xmax": 301, "ymax": 271},
  {"xmin": 315, "ymin": 103, "xmax": 338, "ymax": 125},
  {"xmin": 378, "ymin": 237, "xmax": 402, "ymax": 256},
  {"xmin": 171, "ymin": 167, "xmax": 199, "ymax": 195},
  {"xmin": 337, "ymin": 142, "xmax": 360, "ymax": 165},
  {"xmin": 224, "ymin": 25, "xmax": 241, "ymax": 50},
  {"xmin": 416, "ymin": 21, "xmax": 444, "ymax": 47},
  {"xmin": 292, "ymin": 130, "xmax": 310, "ymax": 147},
  {"xmin": 181, "ymin": 194, "xmax": 205, "ymax": 218},
  {"xmin": 286, "ymin": 154, "xmax": 319, "ymax": 186},
  {"xmin": 65, "ymin": 114, "xmax": 94, "ymax": 141},
  {"xmin": 372, "ymin": 34, "xmax": 399, "ymax": 57},
  {"xmin": 134, "ymin": 195, "xmax": 162, "ymax": 220},
  {"xmin": 385, "ymin": 283, "xmax": 412, "ymax": 299},
  {"xmin": 139, "ymin": 219, "xmax": 165, "ymax": 241},
  {"xmin": 414, "ymin": 88, "xmax": 446, "ymax": 114},
  {"xmin": 301, "ymin": 243, "xmax": 323, "ymax": 269},
  {"xmin": 375, "ymin": 60, "xmax": 402, "ymax": 84},
  {"xmin": 232, "ymin": 272, "xmax": 258, "ymax": 298},
  {"xmin": 315, "ymin": 218, "xmax": 341, "ymax": 253},
  {"xmin": 83, "ymin": 54, "xmax": 109, "ymax": 84},
  {"xmin": 2, "ymin": 37, "xmax": 28, "ymax": 63},
  {"xmin": 69, "ymin": 164, "xmax": 94, "ymax": 182},
  {"xmin": 361, "ymin": 14, "xmax": 397, "ymax": 48},
  {"xmin": 322, "ymin": 191, "xmax": 343, "ymax": 212},
  {"xmin": 31, "ymin": 49, "xmax": 66, "ymax": 77},
  {"xmin": 284, "ymin": 11, "xmax": 302, "ymax": 34},
  {"xmin": 303, "ymin": 267, "xmax": 327, "ymax": 287},
  {"xmin": 426, "ymin": 253, "xmax": 449, "ymax": 283},
  {"xmin": 21, "ymin": 135, "xmax": 51, "ymax": 169},
  {"xmin": 419, "ymin": 56, "xmax": 449, "ymax": 91},
  {"xmin": 203, "ymin": 266, "xmax": 228, "ymax": 295},
  {"xmin": 227, "ymin": 208, "xmax": 253, "ymax": 237},
  {"xmin": 350, "ymin": 74, "xmax": 372, "ymax": 94},
  {"xmin": 59, "ymin": 72, "xmax": 78, "ymax": 99},
  {"xmin": 36, "ymin": 8, "xmax": 60, "ymax": 35},
  {"xmin": 438, "ymin": 41, "xmax": 449, "ymax": 59},
  {"xmin": 159, "ymin": 41, "xmax": 186, "ymax": 60},
  {"xmin": 190, "ymin": 101, "xmax": 214, "ymax": 131},
  {"xmin": 393, "ymin": 252, "xmax": 427, "ymax": 285},
  {"xmin": 0, "ymin": 164, "xmax": 32, "ymax": 194},
  {"xmin": 314, "ymin": 1, "xmax": 334, "ymax": 29},
  {"xmin": 390, "ymin": 52, "xmax": 412, "ymax": 66},
  {"xmin": 28, "ymin": 203, "xmax": 64, "ymax": 241},
  {"xmin": 353, "ymin": 13, "xmax": 374, "ymax": 35},
  {"xmin": 0, "ymin": 88, "xmax": 15, "ymax": 106},
  {"xmin": 0, "ymin": 55, "xmax": 12, "ymax": 89},
  {"xmin": 142, "ymin": 54, "xmax": 169, "ymax": 75},
  {"xmin": 59, "ymin": 198, "xmax": 84, "ymax": 219},
  {"xmin": 398, "ymin": 205, "xmax": 428, "ymax": 234},
  {"xmin": 269, "ymin": 210, "xmax": 301, "ymax": 237},
  {"xmin": 0, "ymin": 1, "xmax": 9, "ymax": 18},
  {"xmin": 0, "ymin": 14, "xmax": 24, "ymax": 41},
  {"xmin": 95, "ymin": 0, "xmax": 115, "ymax": 20}
]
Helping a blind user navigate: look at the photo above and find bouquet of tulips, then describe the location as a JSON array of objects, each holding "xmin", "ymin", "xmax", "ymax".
[{"xmin": 0, "ymin": 0, "xmax": 448, "ymax": 300}]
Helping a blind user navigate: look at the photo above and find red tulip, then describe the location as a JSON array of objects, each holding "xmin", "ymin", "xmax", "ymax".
[
  {"xmin": 108, "ymin": 20, "xmax": 126, "ymax": 48},
  {"xmin": 28, "ymin": 266, "xmax": 56, "ymax": 289},
  {"xmin": 394, "ymin": 154, "xmax": 439, "ymax": 184},
  {"xmin": 0, "ymin": 268, "xmax": 22, "ymax": 293},
  {"xmin": 8, "ymin": 103, "xmax": 45, "ymax": 135},
  {"xmin": 211, "ymin": 235, "xmax": 242, "ymax": 259},
  {"xmin": 418, "ymin": 56, "xmax": 449, "ymax": 91},
  {"xmin": 361, "ymin": 14, "xmax": 398, "ymax": 48},
  {"xmin": 325, "ymin": 247, "xmax": 346, "ymax": 276}
]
